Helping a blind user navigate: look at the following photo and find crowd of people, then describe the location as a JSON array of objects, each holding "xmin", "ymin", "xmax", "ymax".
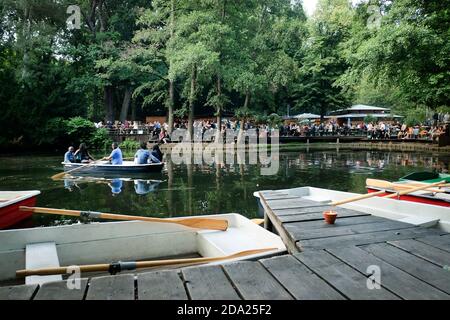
[{"xmin": 95, "ymin": 117, "xmax": 449, "ymax": 144}]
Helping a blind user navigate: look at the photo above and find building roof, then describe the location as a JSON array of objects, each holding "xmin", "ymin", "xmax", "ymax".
[
  {"xmin": 326, "ymin": 113, "xmax": 403, "ymax": 119},
  {"xmin": 331, "ymin": 104, "xmax": 391, "ymax": 114}
]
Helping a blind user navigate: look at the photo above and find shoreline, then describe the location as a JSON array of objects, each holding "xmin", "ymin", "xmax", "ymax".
[{"xmin": 159, "ymin": 141, "xmax": 450, "ymax": 154}]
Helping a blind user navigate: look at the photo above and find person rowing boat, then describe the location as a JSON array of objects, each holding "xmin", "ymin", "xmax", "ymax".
[{"xmin": 101, "ymin": 142, "xmax": 123, "ymax": 165}]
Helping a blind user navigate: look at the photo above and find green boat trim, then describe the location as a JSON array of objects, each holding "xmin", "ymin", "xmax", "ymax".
[{"xmin": 399, "ymin": 171, "xmax": 450, "ymax": 183}]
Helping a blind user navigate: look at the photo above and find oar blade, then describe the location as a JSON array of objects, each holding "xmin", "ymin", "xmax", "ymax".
[{"xmin": 177, "ymin": 218, "xmax": 229, "ymax": 231}]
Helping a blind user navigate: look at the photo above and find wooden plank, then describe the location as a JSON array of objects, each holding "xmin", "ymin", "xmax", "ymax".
[
  {"xmin": 260, "ymin": 255, "xmax": 345, "ymax": 300},
  {"xmin": 86, "ymin": 275, "xmax": 135, "ymax": 300},
  {"xmin": 278, "ymin": 209, "xmax": 369, "ymax": 223},
  {"xmin": 284, "ymin": 215, "xmax": 386, "ymax": 231},
  {"xmin": 260, "ymin": 193, "xmax": 299, "ymax": 253},
  {"xmin": 275, "ymin": 206, "xmax": 368, "ymax": 217},
  {"xmin": 293, "ymin": 250, "xmax": 399, "ymax": 300},
  {"xmin": 266, "ymin": 199, "xmax": 324, "ymax": 210},
  {"xmin": 327, "ymin": 246, "xmax": 449, "ymax": 300},
  {"xmin": 223, "ymin": 261, "xmax": 293, "ymax": 300},
  {"xmin": 362, "ymin": 243, "xmax": 450, "ymax": 294},
  {"xmin": 298, "ymin": 227, "xmax": 443, "ymax": 250},
  {"xmin": 288, "ymin": 221, "xmax": 414, "ymax": 241},
  {"xmin": 0, "ymin": 284, "xmax": 38, "ymax": 300},
  {"xmin": 138, "ymin": 270, "xmax": 187, "ymax": 300},
  {"xmin": 182, "ymin": 265, "xmax": 240, "ymax": 300},
  {"xmin": 34, "ymin": 279, "xmax": 88, "ymax": 300},
  {"xmin": 388, "ymin": 239, "xmax": 450, "ymax": 267},
  {"xmin": 415, "ymin": 234, "xmax": 450, "ymax": 252}
]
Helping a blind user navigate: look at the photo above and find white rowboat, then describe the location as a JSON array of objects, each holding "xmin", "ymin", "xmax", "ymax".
[{"xmin": 0, "ymin": 214, "xmax": 286, "ymax": 285}]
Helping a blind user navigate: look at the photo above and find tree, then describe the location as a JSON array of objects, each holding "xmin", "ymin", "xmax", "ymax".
[{"xmin": 292, "ymin": 0, "xmax": 352, "ymax": 119}]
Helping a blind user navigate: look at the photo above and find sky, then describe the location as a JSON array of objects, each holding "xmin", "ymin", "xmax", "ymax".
[
  {"xmin": 302, "ymin": 0, "xmax": 364, "ymax": 16},
  {"xmin": 302, "ymin": 0, "xmax": 319, "ymax": 16}
]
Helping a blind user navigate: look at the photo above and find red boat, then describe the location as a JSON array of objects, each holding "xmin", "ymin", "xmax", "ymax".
[
  {"xmin": 366, "ymin": 187, "xmax": 450, "ymax": 207},
  {"xmin": 0, "ymin": 191, "xmax": 41, "ymax": 229}
]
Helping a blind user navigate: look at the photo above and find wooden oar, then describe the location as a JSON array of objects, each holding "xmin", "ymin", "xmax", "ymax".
[
  {"xmin": 383, "ymin": 181, "xmax": 447, "ymax": 199},
  {"xmin": 366, "ymin": 178, "xmax": 447, "ymax": 193},
  {"xmin": 16, "ymin": 248, "xmax": 276, "ymax": 277},
  {"xmin": 20, "ymin": 206, "xmax": 228, "ymax": 231},
  {"xmin": 331, "ymin": 181, "xmax": 447, "ymax": 206},
  {"xmin": 51, "ymin": 160, "xmax": 101, "ymax": 180}
]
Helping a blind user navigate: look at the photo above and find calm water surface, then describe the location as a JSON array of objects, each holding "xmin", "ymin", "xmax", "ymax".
[{"xmin": 0, "ymin": 149, "xmax": 448, "ymax": 228}]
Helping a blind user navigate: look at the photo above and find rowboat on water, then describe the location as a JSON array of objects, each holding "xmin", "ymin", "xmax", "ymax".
[
  {"xmin": 254, "ymin": 186, "xmax": 450, "ymax": 232},
  {"xmin": 62, "ymin": 161, "xmax": 164, "ymax": 175},
  {"xmin": 0, "ymin": 213, "xmax": 286, "ymax": 286},
  {"xmin": 0, "ymin": 191, "xmax": 40, "ymax": 229}
]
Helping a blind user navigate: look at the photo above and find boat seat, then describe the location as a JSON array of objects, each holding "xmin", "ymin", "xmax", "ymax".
[{"xmin": 25, "ymin": 242, "xmax": 62, "ymax": 285}]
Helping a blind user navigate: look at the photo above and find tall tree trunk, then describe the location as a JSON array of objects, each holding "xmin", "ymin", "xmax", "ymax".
[
  {"xmin": 215, "ymin": 77, "xmax": 222, "ymax": 142},
  {"xmin": 104, "ymin": 86, "xmax": 114, "ymax": 122},
  {"xmin": 167, "ymin": 0, "xmax": 176, "ymax": 134},
  {"xmin": 238, "ymin": 92, "xmax": 250, "ymax": 143},
  {"xmin": 131, "ymin": 98, "xmax": 136, "ymax": 121},
  {"xmin": 188, "ymin": 65, "xmax": 197, "ymax": 141},
  {"xmin": 119, "ymin": 87, "xmax": 132, "ymax": 123},
  {"xmin": 168, "ymin": 80, "xmax": 175, "ymax": 134},
  {"xmin": 20, "ymin": 4, "xmax": 31, "ymax": 81}
]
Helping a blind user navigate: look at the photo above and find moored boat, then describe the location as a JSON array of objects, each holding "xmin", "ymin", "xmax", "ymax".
[
  {"xmin": 366, "ymin": 186, "xmax": 450, "ymax": 207},
  {"xmin": 0, "ymin": 214, "xmax": 286, "ymax": 285},
  {"xmin": 399, "ymin": 171, "xmax": 450, "ymax": 184},
  {"xmin": 365, "ymin": 176, "xmax": 450, "ymax": 207},
  {"xmin": 0, "ymin": 191, "xmax": 41, "ymax": 229},
  {"xmin": 254, "ymin": 186, "xmax": 450, "ymax": 232},
  {"xmin": 62, "ymin": 161, "xmax": 164, "ymax": 175}
]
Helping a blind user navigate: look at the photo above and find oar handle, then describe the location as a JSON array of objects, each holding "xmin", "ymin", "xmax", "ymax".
[
  {"xmin": 383, "ymin": 181, "xmax": 446, "ymax": 199},
  {"xmin": 330, "ymin": 190, "xmax": 386, "ymax": 206},
  {"xmin": 16, "ymin": 248, "xmax": 278, "ymax": 278},
  {"xmin": 19, "ymin": 206, "xmax": 228, "ymax": 231}
]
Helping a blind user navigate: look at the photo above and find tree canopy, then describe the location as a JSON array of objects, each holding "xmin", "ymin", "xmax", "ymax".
[{"xmin": 0, "ymin": 0, "xmax": 448, "ymax": 148}]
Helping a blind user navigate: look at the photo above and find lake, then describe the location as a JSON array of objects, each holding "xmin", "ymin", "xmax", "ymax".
[{"xmin": 0, "ymin": 148, "xmax": 448, "ymax": 229}]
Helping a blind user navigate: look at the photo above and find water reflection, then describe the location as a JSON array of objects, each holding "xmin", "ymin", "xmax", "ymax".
[
  {"xmin": 62, "ymin": 176, "xmax": 164, "ymax": 196},
  {"xmin": 0, "ymin": 149, "xmax": 448, "ymax": 228}
]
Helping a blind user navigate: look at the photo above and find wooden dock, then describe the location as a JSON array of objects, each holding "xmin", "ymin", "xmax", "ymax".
[{"xmin": 1, "ymin": 190, "xmax": 450, "ymax": 300}]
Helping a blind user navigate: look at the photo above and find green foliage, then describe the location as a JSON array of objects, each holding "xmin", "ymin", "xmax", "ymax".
[
  {"xmin": 267, "ymin": 113, "xmax": 283, "ymax": 129},
  {"xmin": 405, "ymin": 108, "xmax": 427, "ymax": 127},
  {"xmin": 89, "ymin": 128, "xmax": 113, "ymax": 151},
  {"xmin": 364, "ymin": 115, "xmax": 377, "ymax": 124},
  {"xmin": 120, "ymin": 139, "xmax": 140, "ymax": 150}
]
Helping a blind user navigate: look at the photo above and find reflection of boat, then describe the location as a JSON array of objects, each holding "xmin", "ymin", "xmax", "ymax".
[
  {"xmin": 0, "ymin": 214, "xmax": 286, "ymax": 285},
  {"xmin": 0, "ymin": 191, "xmax": 41, "ymax": 229},
  {"xmin": 134, "ymin": 180, "xmax": 162, "ymax": 195},
  {"xmin": 61, "ymin": 176, "xmax": 164, "ymax": 195},
  {"xmin": 61, "ymin": 161, "xmax": 164, "ymax": 175},
  {"xmin": 254, "ymin": 186, "xmax": 450, "ymax": 232}
]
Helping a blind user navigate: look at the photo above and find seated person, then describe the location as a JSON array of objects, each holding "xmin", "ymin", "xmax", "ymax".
[
  {"xmin": 74, "ymin": 143, "xmax": 95, "ymax": 163},
  {"xmin": 102, "ymin": 142, "xmax": 123, "ymax": 165},
  {"xmin": 134, "ymin": 142, "xmax": 150, "ymax": 164},
  {"xmin": 150, "ymin": 142, "xmax": 163, "ymax": 162},
  {"xmin": 64, "ymin": 146, "xmax": 75, "ymax": 163}
]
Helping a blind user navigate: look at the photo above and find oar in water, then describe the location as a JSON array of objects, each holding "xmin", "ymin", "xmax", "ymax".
[
  {"xmin": 20, "ymin": 206, "xmax": 228, "ymax": 231},
  {"xmin": 330, "ymin": 180, "xmax": 447, "ymax": 206},
  {"xmin": 51, "ymin": 160, "xmax": 102, "ymax": 180},
  {"xmin": 16, "ymin": 248, "xmax": 276, "ymax": 277},
  {"xmin": 366, "ymin": 178, "xmax": 449, "ymax": 194}
]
